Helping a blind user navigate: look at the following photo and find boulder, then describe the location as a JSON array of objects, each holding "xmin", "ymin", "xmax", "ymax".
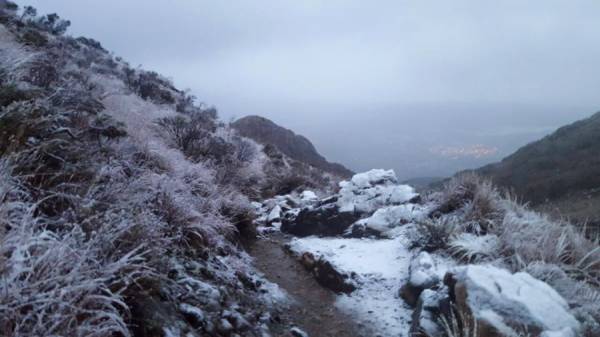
[
  {"xmin": 400, "ymin": 252, "xmax": 442, "ymax": 307},
  {"xmin": 410, "ymin": 289, "xmax": 450, "ymax": 337},
  {"xmin": 444, "ymin": 265, "xmax": 580, "ymax": 337},
  {"xmin": 266, "ymin": 205, "xmax": 282, "ymax": 225},
  {"xmin": 349, "ymin": 204, "xmax": 427, "ymax": 238},
  {"xmin": 336, "ymin": 169, "xmax": 418, "ymax": 214},
  {"xmin": 300, "ymin": 190, "xmax": 319, "ymax": 205},
  {"xmin": 281, "ymin": 204, "xmax": 361, "ymax": 237},
  {"xmin": 296, "ymin": 251, "xmax": 356, "ymax": 294}
]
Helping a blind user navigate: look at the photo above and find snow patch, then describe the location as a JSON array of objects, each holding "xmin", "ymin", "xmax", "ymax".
[{"xmin": 289, "ymin": 235, "xmax": 414, "ymax": 336}]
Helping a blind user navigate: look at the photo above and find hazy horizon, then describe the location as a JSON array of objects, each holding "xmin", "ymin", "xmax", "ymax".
[{"xmin": 16, "ymin": 0, "xmax": 600, "ymax": 179}]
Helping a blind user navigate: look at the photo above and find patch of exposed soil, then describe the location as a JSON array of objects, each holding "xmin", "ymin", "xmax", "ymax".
[{"xmin": 246, "ymin": 232, "xmax": 369, "ymax": 337}]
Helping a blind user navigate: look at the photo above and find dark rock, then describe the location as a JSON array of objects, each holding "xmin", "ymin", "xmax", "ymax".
[
  {"xmin": 315, "ymin": 195, "xmax": 338, "ymax": 207},
  {"xmin": 281, "ymin": 204, "xmax": 361, "ymax": 237},
  {"xmin": 409, "ymin": 194, "xmax": 423, "ymax": 204},
  {"xmin": 312, "ymin": 258, "xmax": 356, "ymax": 294},
  {"xmin": 400, "ymin": 283, "xmax": 423, "ymax": 308},
  {"xmin": 343, "ymin": 222, "xmax": 383, "ymax": 239},
  {"xmin": 295, "ymin": 251, "xmax": 355, "ymax": 293}
]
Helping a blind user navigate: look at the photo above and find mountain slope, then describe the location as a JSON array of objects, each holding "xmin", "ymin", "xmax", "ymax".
[
  {"xmin": 231, "ymin": 115, "xmax": 353, "ymax": 178},
  {"xmin": 0, "ymin": 3, "xmax": 340, "ymax": 336},
  {"xmin": 474, "ymin": 111, "xmax": 600, "ymax": 225}
]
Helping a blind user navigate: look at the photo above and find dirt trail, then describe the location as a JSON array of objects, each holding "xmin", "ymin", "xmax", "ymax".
[{"xmin": 246, "ymin": 232, "xmax": 369, "ymax": 337}]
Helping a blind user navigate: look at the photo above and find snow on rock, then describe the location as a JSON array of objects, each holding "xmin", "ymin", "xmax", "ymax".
[
  {"xmin": 300, "ymin": 190, "xmax": 318, "ymax": 204},
  {"xmin": 267, "ymin": 205, "xmax": 282, "ymax": 224},
  {"xmin": 288, "ymin": 235, "xmax": 415, "ymax": 336},
  {"xmin": 350, "ymin": 204, "xmax": 428, "ymax": 238},
  {"xmin": 349, "ymin": 169, "xmax": 398, "ymax": 188},
  {"xmin": 282, "ymin": 203, "xmax": 361, "ymax": 237},
  {"xmin": 409, "ymin": 288, "xmax": 447, "ymax": 337},
  {"xmin": 179, "ymin": 303, "xmax": 206, "ymax": 328},
  {"xmin": 399, "ymin": 251, "xmax": 452, "ymax": 307},
  {"xmin": 337, "ymin": 169, "xmax": 418, "ymax": 214},
  {"xmin": 449, "ymin": 264, "xmax": 580, "ymax": 335},
  {"xmin": 409, "ymin": 252, "xmax": 440, "ymax": 288},
  {"xmin": 290, "ymin": 326, "xmax": 309, "ymax": 337}
]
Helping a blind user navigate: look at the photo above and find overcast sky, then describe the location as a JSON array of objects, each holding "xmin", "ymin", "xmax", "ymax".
[{"xmin": 16, "ymin": 0, "xmax": 600, "ymax": 179}]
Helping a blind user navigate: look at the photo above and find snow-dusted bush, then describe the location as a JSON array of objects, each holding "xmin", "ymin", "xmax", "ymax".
[
  {"xmin": 417, "ymin": 217, "xmax": 461, "ymax": 251},
  {"xmin": 425, "ymin": 174, "xmax": 600, "ymax": 335}
]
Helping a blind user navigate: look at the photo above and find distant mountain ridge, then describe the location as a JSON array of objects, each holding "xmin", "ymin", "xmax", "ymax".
[
  {"xmin": 232, "ymin": 115, "xmax": 353, "ymax": 177},
  {"xmin": 472, "ymin": 110, "xmax": 600, "ymax": 227}
]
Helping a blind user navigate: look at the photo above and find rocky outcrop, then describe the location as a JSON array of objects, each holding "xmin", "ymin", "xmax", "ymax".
[
  {"xmin": 295, "ymin": 251, "xmax": 356, "ymax": 294},
  {"xmin": 409, "ymin": 264, "xmax": 581, "ymax": 337},
  {"xmin": 446, "ymin": 265, "xmax": 580, "ymax": 337},
  {"xmin": 280, "ymin": 169, "xmax": 420, "ymax": 237},
  {"xmin": 337, "ymin": 169, "xmax": 419, "ymax": 214},
  {"xmin": 281, "ymin": 204, "xmax": 361, "ymax": 237},
  {"xmin": 231, "ymin": 115, "xmax": 353, "ymax": 177}
]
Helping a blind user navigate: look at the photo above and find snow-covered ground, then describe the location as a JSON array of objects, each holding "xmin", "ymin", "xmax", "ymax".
[
  {"xmin": 254, "ymin": 169, "xmax": 597, "ymax": 337},
  {"xmin": 289, "ymin": 235, "xmax": 413, "ymax": 335}
]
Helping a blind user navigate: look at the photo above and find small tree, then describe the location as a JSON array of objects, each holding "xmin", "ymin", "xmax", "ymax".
[
  {"xmin": 38, "ymin": 13, "xmax": 71, "ymax": 35},
  {"xmin": 20, "ymin": 5, "xmax": 36, "ymax": 21}
]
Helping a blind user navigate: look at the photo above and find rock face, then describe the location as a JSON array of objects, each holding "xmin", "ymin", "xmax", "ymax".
[
  {"xmin": 231, "ymin": 115, "xmax": 353, "ymax": 177},
  {"xmin": 444, "ymin": 265, "xmax": 580, "ymax": 337}
]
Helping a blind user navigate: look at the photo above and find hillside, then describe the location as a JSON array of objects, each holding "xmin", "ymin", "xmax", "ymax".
[
  {"xmin": 231, "ymin": 115, "xmax": 353, "ymax": 178},
  {"xmin": 474, "ymin": 111, "xmax": 600, "ymax": 226},
  {"xmin": 0, "ymin": 3, "xmax": 340, "ymax": 336}
]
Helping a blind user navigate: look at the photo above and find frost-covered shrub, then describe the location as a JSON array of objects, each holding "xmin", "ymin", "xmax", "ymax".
[
  {"xmin": 448, "ymin": 233, "xmax": 500, "ymax": 262},
  {"xmin": 123, "ymin": 68, "xmax": 176, "ymax": 105},
  {"xmin": 24, "ymin": 56, "xmax": 59, "ymax": 88},
  {"xmin": 76, "ymin": 36, "xmax": 105, "ymax": 51},
  {"xmin": 156, "ymin": 112, "xmax": 217, "ymax": 158},
  {"xmin": 0, "ymin": 159, "xmax": 151, "ymax": 337},
  {"xmin": 417, "ymin": 217, "xmax": 460, "ymax": 252},
  {"xmin": 18, "ymin": 27, "xmax": 47, "ymax": 47},
  {"xmin": 31, "ymin": 13, "xmax": 71, "ymax": 35}
]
